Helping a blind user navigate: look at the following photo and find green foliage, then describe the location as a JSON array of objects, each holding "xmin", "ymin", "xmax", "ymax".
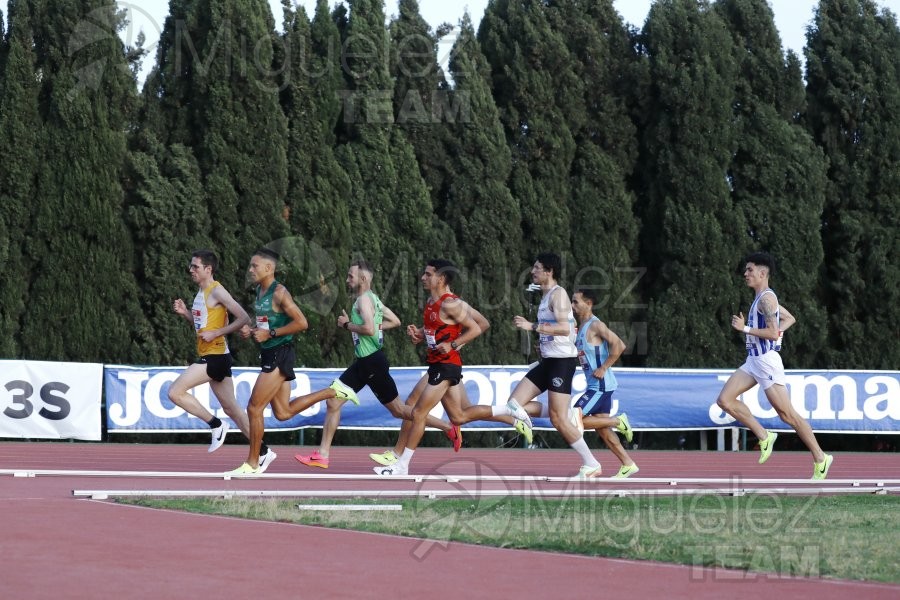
[
  {"xmin": 124, "ymin": 132, "xmax": 210, "ymax": 364},
  {"xmin": 330, "ymin": 0, "xmax": 438, "ymax": 366},
  {"xmin": 141, "ymin": 0, "xmax": 293, "ymax": 363},
  {"xmin": 389, "ymin": 0, "xmax": 453, "ymax": 214},
  {"xmin": 16, "ymin": 0, "xmax": 150, "ymax": 362},
  {"xmin": 0, "ymin": 0, "xmax": 895, "ymax": 372},
  {"xmin": 277, "ymin": 3, "xmax": 352, "ymax": 367},
  {"xmin": 805, "ymin": 0, "xmax": 900, "ymax": 369},
  {"xmin": 479, "ymin": 0, "xmax": 577, "ymax": 252},
  {"xmin": 715, "ymin": 0, "xmax": 829, "ymax": 368},
  {"xmin": 0, "ymin": 0, "xmax": 41, "ymax": 358},
  {"xmin": 547, "ymin": 1, "xmax": 642, "ymax": 349},
  {"xmin": 442, "ymin": 15, "xmax": 523, "ymax": 364},
  {"xmin": 635, "ymin": 0, "xmax": 745, "ymax": 367}
]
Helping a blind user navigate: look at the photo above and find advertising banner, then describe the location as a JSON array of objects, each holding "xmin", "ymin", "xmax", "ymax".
[
  {"xmin": 104, "ymin": 365, "xmax": 899, "ymax": 434},
  {"xmin": 0, "ymin": 360, "xmax": 103, "ymax": 440}
]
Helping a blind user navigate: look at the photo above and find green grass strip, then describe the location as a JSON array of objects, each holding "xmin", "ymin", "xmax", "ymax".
[{"xmin": 122, "ymin": 494, "xmax": 900, "ymax": 583}]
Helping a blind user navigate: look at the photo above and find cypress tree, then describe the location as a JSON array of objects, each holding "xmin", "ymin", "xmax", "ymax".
[
  {"xmin": 635, "ymin": 0, "xmax": 744, "ymax": 367},
  {"xmin": 197, "ymin": 0, "xmax": 290, "ymax": 292},
  {"xmin": 546, "ymin": 0, "xmax": 642, "ymax": 354},
  {"xmin": 20, "ymin": 0, "xmax": 149, "ymax": 362},
  {"xmin": 388, "ymin": 0, "xmax": 452, "ymax": 215},
  {"xmin": 0, "ymin": 7, "xmax": 5, "ymax": 73},
  {"xmin": 778, "ymin": 50, "xmax": 806, "ymax": 122},
  {"xmin": 441, "ymin": 14, "xmax": 523, "ymax": 364},
  {"xmin": 334, "ymin": 0, "xmax": 435, "ymax": 365},
  {"xmin": 0, "ymin": 0, "xmax": 41, "ymax": 358},
  {"xmin": 0, "ymin": 7, "xmax": 7, "ymax": 354},
  {"xmin": 479, "ymin": 0, "xmax": 578, "ymax": 253},
  {"xmin": 141, "ymin": 0, "xmax": 202, "ymax": 148},
  {"xmin": 715, "ymin": 0, "xmax": 829, "ymax": 368},
  {"xmin": 124, "ymin": 131, "xmax": 210, "ymax": 365},
  {"xmin": 278, "ymin": 1, "xmax": 353, "ymax": 367},
  {"xmin": 125, "ymin": 1, "xmax": 221, "ymax": 365},
  {"xmin": 145, "ymin": 0, "xmax": 289, "ymax": 289},
  {"xmin": 142, "ymin": 0, "xmax": 290, "ymax": 364},
  {"xmin": 805, "ymin": 0, "xmax": 900, "ymax": 368},
  {"xmin": 309, "ymin": 0, "xmax": 344, "ymax": 147}
]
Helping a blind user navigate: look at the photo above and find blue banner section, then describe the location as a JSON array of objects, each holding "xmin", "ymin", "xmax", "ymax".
[{"xmin": 104, "ymin": 365, "xmax": 899, "ymax": 433}]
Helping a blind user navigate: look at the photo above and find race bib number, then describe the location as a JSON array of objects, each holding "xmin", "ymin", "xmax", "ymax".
[
  {"xmin": 424, "ymin": 328, "xmax": 437, "ymax": 349},
  {"xmin": 256, "ymin": 315, "xmax": 270, "ymax": 331},
  {"xmin": 577, "ymin": 350, "xmax": 589, "ymax": 370}
]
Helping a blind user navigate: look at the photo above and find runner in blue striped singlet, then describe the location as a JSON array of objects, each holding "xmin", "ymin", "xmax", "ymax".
[{"xmin": 715, "ymin": 252, "xmax": 832, "ymax": 480}]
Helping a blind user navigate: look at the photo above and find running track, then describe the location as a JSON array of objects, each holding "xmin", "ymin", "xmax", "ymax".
[{"xmin": 1, "ymin": 442, "xmax": 898, "ymax": 599}]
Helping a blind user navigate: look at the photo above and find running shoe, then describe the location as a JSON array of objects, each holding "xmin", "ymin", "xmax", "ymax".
[
  {"xmin": 374, "ymin": 463, "xmax": 407, "ymax": 476},
  {"xmin": 369, "ymin": 450, "xmax": 398, "ymax": 466},
  {"xmin": 295, "ymin": 450, "xmax": 329, "ymax": 469},
  {"xmin": 446, "ymin": 425, "xmax": 462, "ymax": 452},
  {"xmin": 613, "ymin": 464, "xmax": 640, "ymax": 479},
  {"xmin": 574, "ymin": 464, "xmax": 602, "ymax": 479},
  {"xmin": 514, "ymin": 418, "xmax": 533, "ymax": 445},
  {"xmin": 506, "ymin": 399, "xmax": 532, "ymax": 429},
  {"xmin": 227, "ymin": 462, "xmax": 259, "ymax": 476},
  {"xmin": 615, "ymin": 412, "xmax": 634, "ymax": 444},
  {"xmin": 257, "ymin": 449, "xmax": 277, "ymax": 474},
  {"xmin": 329, "ymin": 379, "xmax": 360, "ymax": 405},
  {"xmin": 812, "ymin": 454, "xmax": 834, "ymax": 480},
  {"xmin": 208, "ymin": 421, "xmax": 229, "ymax": 453},
  {"xmin": 758, "ymin": 431, "xmax": 777, "ymax": 464}
]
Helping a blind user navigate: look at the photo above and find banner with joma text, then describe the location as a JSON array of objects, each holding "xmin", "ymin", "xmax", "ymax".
[
  {"xmin": 103, "ymin": 365, "xmax": 899, "ymax": 434},
  {"xmin": 0, "ymin": 360, "xmax": 103, "ymax": 440}
]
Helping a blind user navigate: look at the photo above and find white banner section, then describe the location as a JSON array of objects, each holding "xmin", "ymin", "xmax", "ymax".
[{"xmin": 0, "ymin": 360, "xmax": 102, "ymax": 440}]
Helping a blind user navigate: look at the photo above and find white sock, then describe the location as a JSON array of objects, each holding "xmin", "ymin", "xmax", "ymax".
[
  {"xmin": 571, "ymin": 437, "xmax": 600, "ymax": 467},
  {"xmin": 399, "ymin": 448, "xmax": 415, "ymax": 468},
  {"xmin": 491, "ymin": 405, "xmax": 507, "ymax": 417}
]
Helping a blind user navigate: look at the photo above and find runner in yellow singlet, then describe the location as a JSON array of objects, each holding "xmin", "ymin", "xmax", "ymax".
[{"xmin": 170, "ymin": 250, "xmax": 255, "ymax": 454}]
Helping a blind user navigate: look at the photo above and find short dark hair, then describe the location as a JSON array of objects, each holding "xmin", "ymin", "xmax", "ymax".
[
  {"xmin": 744, "ymin": 252, "xmax": 775, "ymax": 276},
  {"xmin": 535, "ymin": 252, "xmax": 562, "ymax": 280},
  {"xmin": 575, "ymin": 288, "xmax": 598, "ymax": 305},
  {"xmin": 254, "ymin": 247, "xmax": 280, "ymax": 263},
  {"xmin": 427, "ymin": 258, "xmax": 457, "ymax": 286},
  {"xmin": 191, "ymin": 249, "xmax": 218, "ymax": 274},
  {"xmin": 351, "ymin": 259, "xmax": 374, "ymax": 276}
]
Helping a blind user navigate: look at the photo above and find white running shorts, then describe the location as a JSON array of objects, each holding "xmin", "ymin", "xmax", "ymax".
[{"xmin": 738, "ymin": 350, "xmax": 786, "ymax": 390}]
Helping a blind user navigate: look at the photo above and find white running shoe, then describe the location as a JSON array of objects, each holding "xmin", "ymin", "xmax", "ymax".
[
  {"xmin": 208, "ymin": 422, "xmax": 229, "ymax": 453},
  {"xmin": 257, "ymin": 449, "xmax": 277, "ymax": 474},
  {"xmin": 506, "ymin": 399, "xmax": 532, "ymax": 429},
  {"xmin": 373, "ymin": 463, "xmax": 407, "ymax": 476},
  {"xmin": 574, "ymin": 464, "xmax": 602, "ymax": 480}
]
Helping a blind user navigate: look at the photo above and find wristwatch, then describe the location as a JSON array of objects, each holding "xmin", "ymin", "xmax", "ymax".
[
  {"xmin": 269, "ymin": 328, "xmax": 277, "ymax": 338},
  {"xmin": 450, "ymin": 341, "xmax": 458, "ymax": 350}
]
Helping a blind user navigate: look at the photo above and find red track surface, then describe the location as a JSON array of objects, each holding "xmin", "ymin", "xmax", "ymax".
[{"xmin": 1, "ymin": 442, "xmax": 898, "ymax": 598}]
